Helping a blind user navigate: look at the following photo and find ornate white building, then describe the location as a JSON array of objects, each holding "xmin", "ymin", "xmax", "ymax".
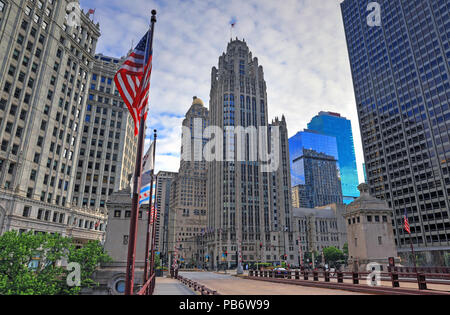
[{"xmin": 0, "ymin": 0, "xmax": 106, "ymax": 243}]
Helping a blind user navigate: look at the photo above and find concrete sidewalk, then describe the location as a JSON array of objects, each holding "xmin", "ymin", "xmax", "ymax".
[{"xmin": 154, "ymin": 277, "xmax": 196, "ymax": 295}]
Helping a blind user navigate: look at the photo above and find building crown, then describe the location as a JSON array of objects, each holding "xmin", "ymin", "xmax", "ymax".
[{"xmin": 192, "ymin": 96, "xmax": 204, "ymax": 106}]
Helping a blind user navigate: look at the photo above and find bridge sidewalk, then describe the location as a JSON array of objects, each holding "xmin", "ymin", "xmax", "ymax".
[{"xmin": 154, "ymin": 277, "xmax": 197, "ymax": 295}]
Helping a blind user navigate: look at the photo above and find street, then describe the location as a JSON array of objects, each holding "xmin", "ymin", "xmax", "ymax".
[{"xmin": 178, "ymin": 272, "xmax": 369, "ymax": 295}]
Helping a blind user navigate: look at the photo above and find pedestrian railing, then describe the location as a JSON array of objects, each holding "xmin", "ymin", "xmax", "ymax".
[
  {"xmin": 388, "ymin": 266, "xmax": 450, "ymax": 274},
  {"xmin": 176, "ymin": 275, "xmax": 221, "ymax": 295},
  {"xmin": 248, "ymin": 269, "xmax": 450, "ymax": 291},
  {"xmin": 137, "ymin": 273, "xmax": 156, "ymax": 295}
]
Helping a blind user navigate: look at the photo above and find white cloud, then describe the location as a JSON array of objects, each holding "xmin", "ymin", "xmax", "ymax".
[{"xmin": 81, "ymin": 0, "xmax": 365, "ymax": 183}]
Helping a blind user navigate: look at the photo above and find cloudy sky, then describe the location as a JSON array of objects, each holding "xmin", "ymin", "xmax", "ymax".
[{"xmin": 80, "ymin": 0, "xmax": 365, "ymax": 183}]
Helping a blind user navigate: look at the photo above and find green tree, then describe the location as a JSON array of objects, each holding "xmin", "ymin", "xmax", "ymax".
[
  {"xmin": 343, "ymin": 243, "xmax": 349, "ymax": 256},
  {"xmin": 67, "ymin": 240, "xmax": 112, "ymax": 290},
  {"xmin": 303, "ymin": 251, "xmax": 319, "ymax": 264},
  {"xmin": 323, "ymin": 247, "xmax": 346, "ymax": 267},
  {"xmin": 0, "ymin": 231, "xmax": 111, "ymax": 295},
  {"xmin": 154, "ymin": 253, "xmax": 161, "ymax": 269}
]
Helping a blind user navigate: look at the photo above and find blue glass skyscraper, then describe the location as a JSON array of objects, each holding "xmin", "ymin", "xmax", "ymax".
[
  {"xmin": 341, "ymin": 0, "xmax": 450, "ymax": 263},
  {"xmin": 289, "ymin": 130, "xmax": 339, "ymax": 186},
  {"xmin": 308, "ymin": 112, "xmax": 360, "ymax": 204}
]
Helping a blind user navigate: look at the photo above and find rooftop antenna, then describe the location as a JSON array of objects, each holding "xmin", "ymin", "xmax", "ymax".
[{"xmin": 230, "ymin": 17, "xmax": 237, "ymax": 40}]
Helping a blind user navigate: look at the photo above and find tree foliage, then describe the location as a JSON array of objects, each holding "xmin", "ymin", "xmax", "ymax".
[
  {"xmin": 343, "ymin": 243, "xmax": 349, "ymax": 256},
  {"xmin": 0, "ymin": 231, "xmax": 111, "ymax": 295},
  {"xmin": 323, "ymin": 247, "xmax": 346, "ymax": 266},
  {"xmin": 154, "ymin": 253, "xmax": 161, "ymax": 269}
]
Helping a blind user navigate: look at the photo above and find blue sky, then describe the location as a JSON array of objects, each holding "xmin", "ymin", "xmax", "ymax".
[{"xmin": 80, "ymin": 0, "xmax": 365, "ymax": 184}]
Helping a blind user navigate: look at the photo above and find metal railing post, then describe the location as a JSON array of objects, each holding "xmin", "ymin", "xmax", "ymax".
[{"xmin": 352, "ymin": 272, "xmax": 359, "ymax": 285}]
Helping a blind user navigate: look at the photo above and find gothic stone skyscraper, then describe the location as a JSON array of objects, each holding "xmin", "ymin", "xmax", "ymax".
[
  {"xmin": 207, "ymin": 39, "xmax": 294, "ymax": 268},
  {"xmin": 0, "ymin": 0, "xmax": 106, "ymax": 242},
  {"xmin": 341, "ymin": 0, "xmax": 450, "ymax": 264},
  {"xmin": 169, "ymin": 97, "xmax": 208, "ymax": 267}
]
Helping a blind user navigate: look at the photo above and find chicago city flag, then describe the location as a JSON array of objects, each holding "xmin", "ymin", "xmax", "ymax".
[{"xmin": 139, "ymin": 141, "xmax": 155, "ymax": 206}]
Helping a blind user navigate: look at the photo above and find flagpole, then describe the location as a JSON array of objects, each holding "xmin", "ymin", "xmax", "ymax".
[
  {"xmin": 405, "ymin": 209, "xmax": 418, "ymax": 273},
  {"xmin": 142, "ymin": 172, "xmax": 153, "ymax": 292},
  {"xmin": 124, "ymin": 9, "xmax": 157, "ymax": 296},
  {"xmin": 409, "ymin": 234, "xmax": 417, "ymax": 273},
  {"xmin": 143, "ymin": 132, "xmax": 156, "ymax": 294},
  {"xmin": 149, "ymin": 131, "xmax": 159, "ymax": 286},
  {"xmin": 143, "ymin": 130, "xmax": 157, "ymax": 295},
  {"xmin": 149, "ymin": 172, "xmax": 159, "ymax": 294}
]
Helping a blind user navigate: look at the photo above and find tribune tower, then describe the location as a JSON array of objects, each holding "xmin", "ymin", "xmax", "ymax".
[{"xmin": 206, "ymin": 39, "xmax": 293, "ymax": 269}]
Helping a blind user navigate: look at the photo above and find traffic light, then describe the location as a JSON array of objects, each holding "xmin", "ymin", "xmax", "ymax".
[
  {"xmin": 260, "ymin": 243, "xmax": 263, "ymax": 249},
  {"xmin": 225, "ymin": 251, "xmax": 228, "ymax": 257}
]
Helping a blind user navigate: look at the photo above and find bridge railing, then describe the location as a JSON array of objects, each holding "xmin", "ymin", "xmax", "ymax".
[
  {"xmin": 248, "ymin": 269, "xmax": 450, "ymax": 291},
  {"xmin": 137, "ymin": 273, "xmax": 156, "ymax": 295},
  {"xmin": 176, "ymin": 275, "xmax": 221, "ymax": 295},
  {"xmin": 388, "ymin": 266, "xmax": 450, "ymax": 274}
]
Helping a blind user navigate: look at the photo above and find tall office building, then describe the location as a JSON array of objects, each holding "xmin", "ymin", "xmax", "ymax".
[
  {"xmin": 0, "ymin": 0, "xmax": 106, "ymax": 242},
  {"xmin": 169, "ymin": 97, "xmax": 209, "ymax": 267},
  {"xmin": 341, "ymin": 0, "xmax": 450, "ymax": 263},
  {"xmin": 269, "ymin": 116, "xmax": 293, "ymax": 233},
  {"xmin": 308, "ymin": 111, "xmax": 360, "ymax": 204},
  {"xmin": 289, "ymin": 130, "xmax": 339, "ymax": 187},
  {"xmin": 207, "ymin": 39, "xmax": 294, "ymax": 268},
  {"xmin": 293, "ymin": 149, "xmax": 343, "ymax": 208},
  {"xmin": 72, "ymin": 54, "xmax": 137, "ymax": 210},
  {"xmin": 155, "ymin": 170, "xmax": 176, "ymax": 264}
]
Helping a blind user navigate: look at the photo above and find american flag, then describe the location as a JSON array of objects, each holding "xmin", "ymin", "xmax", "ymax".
[
  {"xmin": 404, "ymin": 209, "xmax": 411, "ymax": 234},
  {"xmin": 148, "ymin": 180, "xmax": 157, "ymax": 224},
  {"xmin": 150, "ymin": 205, "xmax": 157, "ymax": 225},
  {"xmin": 114, "ymin": 30, "xmax": 153, "ymax": 136}
]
